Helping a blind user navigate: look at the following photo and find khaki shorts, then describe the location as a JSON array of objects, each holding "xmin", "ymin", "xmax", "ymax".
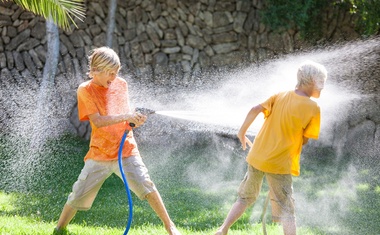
[
  {"xmin": 237, "ymin": 165, "xmax": 295, "ymax": 222},
  {"xmin": 67, "ymin": 156, "xmax": 157, "ymax": 210}
]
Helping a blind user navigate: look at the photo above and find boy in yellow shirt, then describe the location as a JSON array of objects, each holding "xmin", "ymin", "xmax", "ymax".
[
  {"xmin": 215, "ymin": 61, "xmax": 327, "ymax": 235},
  {"xmin": 54, "ymin": 47, "xmax": 181, "ymax": 235}
]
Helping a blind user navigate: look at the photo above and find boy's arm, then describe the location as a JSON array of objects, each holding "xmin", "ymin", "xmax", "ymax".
[
  {"xmin": 303, "ymin": 136, "xmax": 309, "ymax": 145},
  {"xmin": 88, "ymin": 112, "xmax": 146, "ymax": 128},
  {"xmin": 237, "ymin": 104, "xmax": 264, "ymax": 150}
]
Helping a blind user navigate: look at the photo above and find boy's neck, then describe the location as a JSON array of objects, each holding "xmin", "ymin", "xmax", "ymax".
[
  {"xmin": 294, "ymin": 88, "xmax": 311, "ymax": 97},
  {"xmin": 91, "ymin": 77, "xmax": 104, "ymax": 87}
]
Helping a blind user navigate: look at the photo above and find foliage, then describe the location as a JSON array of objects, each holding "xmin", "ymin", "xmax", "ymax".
[
  {"xmin": 261, "ymin": 0, "xmax": 379, "ymax": 40},
  {"xmin": 346, "ymin": 0, "xmax": 380, "ymax": 35},
  {"xmin": 1, "ymin": 0, "xmax": 86, "ymax": 30},
  {"xmin": 261, "ymin": 0, "xmax": 317, "ymax": 31}
]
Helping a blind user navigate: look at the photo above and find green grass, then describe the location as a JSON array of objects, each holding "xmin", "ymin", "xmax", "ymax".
[
  {"xmin": 0, "ymin": 133, "xmax": 379, "ymax": 234},
  {"xmin": 0, "ymin": 207, "xmax": 323, "ymax": 235}
]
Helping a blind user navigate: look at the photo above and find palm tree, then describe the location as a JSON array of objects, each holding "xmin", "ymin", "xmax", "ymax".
[{"xmin": 2, "ymin": 0, "xmax": 86, "ymax": 30}]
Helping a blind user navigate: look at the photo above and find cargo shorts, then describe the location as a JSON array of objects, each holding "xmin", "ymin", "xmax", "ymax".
[
  {"xmin": 66, "ymin": 156, "xmax": 157, "ymax": 210},
  {"xmin": 237, "ymin": 165, "xmax": 295, "ymax": 222}
]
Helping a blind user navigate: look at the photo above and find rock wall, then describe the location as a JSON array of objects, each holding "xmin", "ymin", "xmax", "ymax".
[
  {"xmin": 0, "ymin": 0, "xmax": 379, "ymax": 159},
  {"xmin": 1, "ymin": 0, "xmax": 361, "ymax": 85}
]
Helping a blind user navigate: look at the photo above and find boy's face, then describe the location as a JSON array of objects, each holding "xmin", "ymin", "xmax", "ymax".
[{"xmin": 93, "ymin": 68, "xmax": 119, "ymax": 88}]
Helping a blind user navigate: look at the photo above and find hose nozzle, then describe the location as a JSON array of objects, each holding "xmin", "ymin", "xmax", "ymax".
[
  {"xmin": 129, "ymin": 107, "xmax": 155, "ymax": 128},
  {"xmin": 135, "ymin": 107, "xmax": 156, "ymax": 116}
]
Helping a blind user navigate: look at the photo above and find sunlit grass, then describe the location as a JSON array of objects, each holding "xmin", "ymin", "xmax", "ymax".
[
  {"xmin": 0, "ymin": 199, "xmax": 322, "ymax": 235},
  {"xmin": 0, "ymin": 193, "xmax": 15, "ymax": 212}
]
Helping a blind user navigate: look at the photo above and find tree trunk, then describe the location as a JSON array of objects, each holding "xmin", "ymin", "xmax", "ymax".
[
  {"xmin": 30, "ymin": 19, "xmax": 60, "ymax": 151},
  {"xmin": 43, "ymin": 19, "xmax": 60, "ymax": 83},
  {"xmin": 106, "ymin": 0, "xmax": 117, "ymax": 47}
]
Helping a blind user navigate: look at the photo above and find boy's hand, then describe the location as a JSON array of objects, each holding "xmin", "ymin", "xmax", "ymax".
[
  {"xmin": 128, "ymin": 112, "xmax": 147, "ymax": 127},
  {"xmin": 237, "ymin": 132, "xmax": 253, "ymax": 150}
]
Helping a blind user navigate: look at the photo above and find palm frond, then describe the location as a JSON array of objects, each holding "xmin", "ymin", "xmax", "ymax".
[{"xmin": 3, "ymin": 0, "xmax": 86, "ymax": 30}]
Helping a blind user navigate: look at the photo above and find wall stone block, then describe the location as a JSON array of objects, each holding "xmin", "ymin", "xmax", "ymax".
[
  {"xmin": 0, "ymin": 52, "xmax": 5, "ymax": 68},
  {"xmin": 6, "ymin": 28, "xmax": 30, "ymax": 51},
  {"xmin": 21, "ymin": 51, "xmax": 36, "ymax": 76},
  {"xmin": 69, "ymin": 31, "xmax": 85, "ymax": 48},
  {"xmin": 215, "ymin": 1, "xmax": 235, "ymax": 12},
  {"xmin": 187, "ymin": 34, "xmax": 207, "ymax": 49},
  {"xmin": 0, "ymin": 15, "xmax": 12, "ymax": 27},
  {"xmin": 212, "ymin": 42, "xmax": 240, "ymax": 54},
  {"xmin": 5, "ymin": 50, "xmax": 13, "ymax": 69},
  {"xmin": 213, "ymin": 11, "xmax": 233, "ymax": 28}
]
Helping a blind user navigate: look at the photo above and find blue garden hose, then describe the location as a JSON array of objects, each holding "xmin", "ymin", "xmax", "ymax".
[
  {"xmin": 117, "ymin": 109, "xmax": 154, "ymax": 234},
  {"xmin": 118, "ymin": 128, "xmax": 134, "ymax": 235}
]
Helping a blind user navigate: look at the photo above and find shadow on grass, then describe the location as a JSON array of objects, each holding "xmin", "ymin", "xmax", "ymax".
[{"xmin": 340, "ymin": 164, "xmax": 380, "ymax": 234}]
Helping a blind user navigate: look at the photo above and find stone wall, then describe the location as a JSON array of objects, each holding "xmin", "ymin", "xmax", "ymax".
[
  {"xmin": 1, "ymin": 0, "xmax": 361, "ymax": 85},
  {"xmin": 0, "ymin": 0, "xmax": 379, "ymax": 156}
]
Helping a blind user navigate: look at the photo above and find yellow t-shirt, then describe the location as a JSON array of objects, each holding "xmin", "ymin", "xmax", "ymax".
[
  {"xmin": 77, "ymin": 77, "xmax": 140, "ymax": 161},
  {"xmin": 247, "ymin": 91, "xmax": 320, "ymax": 176}
]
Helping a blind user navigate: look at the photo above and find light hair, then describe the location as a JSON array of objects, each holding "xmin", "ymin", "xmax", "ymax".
[
  {"xmin": 88, "ymin": 47, "xmax": 121, "ymax": 78},
  {"xmin": 296, "ymin": 61, "xmax": 327, "ymax": 90}
]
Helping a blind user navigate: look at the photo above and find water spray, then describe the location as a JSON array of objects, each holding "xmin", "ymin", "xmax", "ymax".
[
  {"xmin": 118, "ymin": 107, "xmax": 155, "ymax": 235},
  {"xmin": 118, "ymin": 108, "xmax": 271, "ymax": 235}
]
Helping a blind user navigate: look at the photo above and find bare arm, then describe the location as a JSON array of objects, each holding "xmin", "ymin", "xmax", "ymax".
[
  {"xmin": 237, "ymin": 104, "xmax": 265, "ymax": 150},
  {"xmin": 88, "ymin": 112, "xmax": 146, "ymax": 128}
]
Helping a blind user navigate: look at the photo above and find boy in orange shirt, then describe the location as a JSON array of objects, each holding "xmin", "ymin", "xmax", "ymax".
[
  {"xmin": 54, "ymin": 47, "xmax": 181, "ymax": 235},
  {"xmin": 215, "ymin": 61, "xmax": 327, "ymax": 235}
]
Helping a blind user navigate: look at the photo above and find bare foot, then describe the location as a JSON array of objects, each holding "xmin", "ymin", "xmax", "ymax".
[
  {"xmin": 167, "ymin": 225, "xmax": 182, "ymax": 235},
  {"xmin": 214, "ymin": 228, "xmax": 227, "ymax": 235}
]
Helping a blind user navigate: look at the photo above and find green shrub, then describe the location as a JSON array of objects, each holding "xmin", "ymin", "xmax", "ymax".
[{"xmin": 261, "ymin": 0, "xmax": 379, "ymax": 41}]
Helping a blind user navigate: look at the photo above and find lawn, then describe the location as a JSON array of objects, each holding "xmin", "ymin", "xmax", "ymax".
[{"xmin": 0, "ymin": 132, "xmax": 379, "ymax": 235}]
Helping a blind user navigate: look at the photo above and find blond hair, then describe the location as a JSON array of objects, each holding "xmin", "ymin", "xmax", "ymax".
[
  {"xmin": 88, "ymin": 47, "xmax": 121, "ymax": 78},
  {"xmin": 296, "ymin": 61, "xmax": 327, "ymax": 90}
]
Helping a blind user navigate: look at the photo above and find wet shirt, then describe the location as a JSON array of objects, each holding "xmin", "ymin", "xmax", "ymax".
[
  {"xmin": 77, "ymin": 77, "xmax": 140, "ymax": 161},
  {"xmin": 247, "ymin": 91, "xmax": 320, "ymax": 176}
]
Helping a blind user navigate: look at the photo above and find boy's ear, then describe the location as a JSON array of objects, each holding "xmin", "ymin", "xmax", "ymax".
[
  {"xmin": 314, "ymin": 80, "xmax": 325, "ymax": 90},
  {"xmin": 92, "ymin": 67, "xmax": 101, "ymax": 74}
]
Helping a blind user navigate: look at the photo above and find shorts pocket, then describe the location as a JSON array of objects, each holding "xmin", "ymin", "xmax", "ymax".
[
  {"xmin": 71, "ymin": 171, "xmax": 88, "ymax": 198},
  {"xmin": 132, "ymin": 159, "xmax": 145, "ymax": 167},
  {"xmin": 78, "ymin": 171, "xmax": 89, "ymax": 181}
]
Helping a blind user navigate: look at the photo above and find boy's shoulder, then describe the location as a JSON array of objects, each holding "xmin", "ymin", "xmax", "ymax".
[
  {"xmin": 79, "ymin": 79, "xmax": 92, "ymax": 88},
  {"xmin": 77, "ymin": 80, "xmax": 92, "ymax": 94},
  {"xmin": 116, "ymin": 76, "xmax": 127, "ymax": 84},
  {"xmin": 277, "ymin": 90, "xmax": 318, "ymax": 106},
  {"xmin": 271, "ymin": 90, "xmax": 292, "ymax": 99}
]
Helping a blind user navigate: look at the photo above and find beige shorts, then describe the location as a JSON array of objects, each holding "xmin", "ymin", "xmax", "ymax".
[
  {"xmin": 237, "ymin": 165, "xmax": 295, "ymax": 222},
  {"xmin": 67, "ymin": 156, "xmax": 157, "ymax": 210}
]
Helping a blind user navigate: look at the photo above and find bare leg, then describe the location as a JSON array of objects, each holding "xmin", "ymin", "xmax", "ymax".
[
  {"xmin": 282, "ymin": 220, "xmax": 296, "ymax": 235},
  {"xmin": 146, "ymin": 191, "xmax": 181, "ymax": 235},
  {"xmin": 215, "ymin": 201, "xmax": 249, "ymax": 235},
  {"xmin": 56, "ymin": 204, "xmax": 77, "ymax": 229}
]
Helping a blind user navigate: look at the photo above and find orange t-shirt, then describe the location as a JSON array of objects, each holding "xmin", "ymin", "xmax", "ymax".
[
  {"xmin": 247, "ymin": 91, "xmax": 320, "ymax": 176},
  {"xmin": 77, "ymin": 77, "xmax": 140, "ymax": 161}
]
